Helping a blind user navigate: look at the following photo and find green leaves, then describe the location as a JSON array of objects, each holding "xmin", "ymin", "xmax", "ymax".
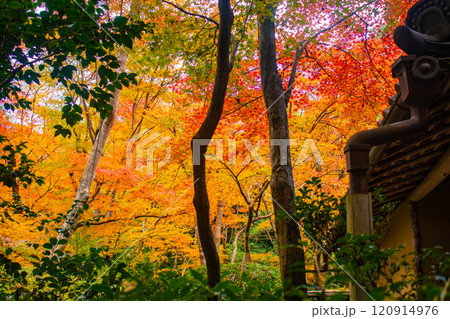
[
  {"xmin": 59, "ymin": 97, "xmax": 84, "ymax": 127},
  {"xmin": 8, "ymin": 1, "xmax": 23, "ymax": 10},
  {"xmin": 0, "ymin": 0, "xmax": 147, "ymax": 139},
  {"xmin": 0, "ymin": 136, "xmax": 44, "ymax": 221},
  {"xmin": 330, "ymin": 233, "xmax": 417, "ymax": 300},
  {"xmin": 1, "ymin": 244, "xmax": 131, "ymax": 301},
  {"xmin": 23, "ymin": 69, "xmax": 41, "ymax": 85},
  {"xmin": 60, "ymin": 65, "xmax": 77, "ymax": 80},
  {"xmin": 58, "ymin": 239, "xmax": 68, "ymax": 246},
  {"xmin": 119, "ymin": 34, "xmax": 133, "ymax": 49},
  {"xmin": 295, "ymin": 177, "xmax": 346, "ymax": 250},
  {"xmin": 113, "ymin": 16, "xmax": 128, "ymax": 27},
  {"xmin": 54, "ymin": 125, "xmax": 72, "ymax": 138}
]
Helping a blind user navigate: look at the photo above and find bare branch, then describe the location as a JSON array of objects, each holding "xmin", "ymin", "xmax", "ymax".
[
  {"xmin": 309, "ymin": 101, "xmax": 336, "ymax": 134},
  {"xmin": 217, "ymin": 160, "xmax": 250, "ymax": 205},
  {"xmin": 249, "ymin": 180, "xmax": 270, "ymax": 207},
  {"xmin": 222, "ymin": 94, "xmax": 263, "ymax": 118},
  {"xmin": 253, "ymin": 212, "xmax": 274, "ymax": 223},
  {"xmin": 358, "ymin": 14, "xmax": 392, "ymax": 88},
  {"xmin": 134, "ymin": 212, "xmax": 189, "ymax": 219},
  {"xmin": 75, "ymin": 212, "xmax": 189, "ymax": 229},
  {"xmin": 229, "ymin": 0, "xmax": 253, "ymax": 70},
  {"xmin": 284, "ymin": 1, "xmax": 376, "ymax": 104},
  {"xmin": 162, "ymin": 0, "xmax": 219, "ymax": 27}
]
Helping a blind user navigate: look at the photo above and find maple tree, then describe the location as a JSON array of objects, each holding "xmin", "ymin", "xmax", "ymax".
[{"xmin": 0, "ymin": 0, "xmax": 428, "ymax": 301}]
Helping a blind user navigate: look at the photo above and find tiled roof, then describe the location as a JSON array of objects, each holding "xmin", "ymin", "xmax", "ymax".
[{"xmin": 368, "ymin": 99, "xmax": 450, "ymax": 217}]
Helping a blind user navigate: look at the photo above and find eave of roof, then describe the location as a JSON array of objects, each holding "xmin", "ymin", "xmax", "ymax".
[{"xmin": 367, "ymin": 97, "xmax": 450, "ymax": 218}]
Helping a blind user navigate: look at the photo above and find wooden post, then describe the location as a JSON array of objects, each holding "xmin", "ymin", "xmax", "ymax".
[
  {"xmin": 346, "ymin": 193, "xmax": 373, "ymax": 300},
  {"xmin": 347, "ymin": 194, "xmax": 373, "ymax": 235}
]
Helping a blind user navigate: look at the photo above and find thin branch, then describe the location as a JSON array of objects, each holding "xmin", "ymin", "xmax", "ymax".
[
  {"xmin": 249, "ymin": 180, "xmax": 270, "ymax": 207},
  {"xmin": 309, "ymin": 101, "xmax": 336, "ymax": 134},
  {"xmin": 229, "ymin": 0, "xmax": 253, "ymax": 70},
  {"xmin": 0, "ymin": 51, "xmax": 61, "ymax": 89},
  {"xmin": 77, "ymin": 219, "xmax": 120, "ymax": 228},
  {"xmin": 253, "ymin": 212, "xmax": 274, "ymax": 223},
  {"xmin": 88, "ymin": 182, "xmax": 103, "ymax": 204},
  {"xmin": 359, "ymin": 14, "xmax": 392, "ymax": 88},
  {"xmin": 131, "ymin": 92, "xmax": 157, "ymax": 137},
  {"xmin": 162, "ymin": 0, "xmax": 219, "ymax": 27},
  {"xmin": 30, "ymin": 177, "xmax": 60, "ymax": 210},
  {"xmin": 284, "ymin": 1, "xmax": 376, "ymax": 104},
  {"xmin": 134, "ymin": 212, "xmax": 189, "ymax": 219},
  {"xmin": 221, "ymin": 94, "xmax": 263, "ymax": 118},
  {"xmin": 75, "ymin": 212, "xmax": 189, "ymax": 229},
  {"xmin": 217, "ymin": 160, "xmax": 250, "ymax": 205},
  {"xmin": 305, "ymin": 52, "xmax": 333, "ymax": 79}
]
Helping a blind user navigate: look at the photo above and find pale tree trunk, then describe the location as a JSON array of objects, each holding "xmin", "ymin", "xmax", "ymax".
[
  {"xmin": 313, "ymin": 251, "xmax": 325, "ymax": 292},
  {"xmin": 263, "ymin": 196, "xmax": 279, "ymax": 244},
  {"xmin": 241, "ymin": 206, "xmax": 254, "ymax": 272},
  {"xmin": 53, "ymin": 1, "xmax": 143, "ymax": 253},
  {"xmin": 257, "ymin": 2, "xmax": 306, "ymax": 299},
  {"xmin": 195, "ymin": 224, "xmax": 206, "ymax": 265},
  {"xmin": 55, "ymin": 49, "xmax": 127, "ymax": 251},
  {"xmin": 222, "ymin": 225, "xmax": 228, "ymax": 253},
  {"xmin": 173, "ymin": 247, "xmax": 178, "ymax": 270},
  {"xmin": 214, "ymin": 200, "xmax": 225, "ymax": 251},
  {"xmin": 231, "ymin": 227, "xmax": 245, "ymax": 263}
]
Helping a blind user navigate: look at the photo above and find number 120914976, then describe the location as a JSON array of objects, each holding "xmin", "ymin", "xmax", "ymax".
[{"xmin": 371, "ymin": 305, "xmax": 438, "ymax": 316}]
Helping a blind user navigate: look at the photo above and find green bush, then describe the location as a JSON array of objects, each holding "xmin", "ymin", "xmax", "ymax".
[
  {"xmin": 120, "ymin": 265, "xmax": 283, "ymax": 301},
  {"xmin": 0, "ymin": 244, "xmax": 130, "ymax": 301}
]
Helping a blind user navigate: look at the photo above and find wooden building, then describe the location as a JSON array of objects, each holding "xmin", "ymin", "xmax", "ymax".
[{"xmin": 367, "ymin": 95, "xmax": 450, "ymax": 276}]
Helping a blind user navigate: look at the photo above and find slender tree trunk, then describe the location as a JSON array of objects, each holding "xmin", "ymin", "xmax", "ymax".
[
  {"xmin": 222, "ymin": 228, "xmax": 228, "ymax": 255},
  {"xmin": 257, "ymin": 2, "xmax": 306, "ymax": 298},
  {"xmin": 191, "ymin": 0, "xmax": 233, "ymax": 289},
  {"xmin": 263, "ymin": 196, "xmax": 278, "ymax": 244},
  {"xmin": 55, "ymin": 49, "xmax": 128, "ymax": 251},
  {"xmin": 214, "ymin": 200, "xmax": 225, "ymax": 251},
  {"xmin": 231, "ymin": 227, "xmax": 245, "ymax": 263},
  {"xmin": 313, "ymin": 252, "xmax": 325, "ymax": 292},
  {"xmin": 241, "ymin": 206, "xmax": 254, "ymax": 272},
  {"xmin": 222, "ymin": 225, "xmax": 228, "ymax": 254},
  {"xmin": 52, "ymin": 0, "xmax": 143, "ymax": 253},
  {"xmin": 265, "ymin": 227, "xmax": 275, "ymax": 247},
  {"xmin": 173, "ymin": 247, "xmax": 178, "ymax": 270},
  {"xmin": 195, "ymin": 225, "xmax": 206, "ymax": 265},
  {"xmin": 241, "ymin": 181, "xmax": 269, "ymax": 272}
]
